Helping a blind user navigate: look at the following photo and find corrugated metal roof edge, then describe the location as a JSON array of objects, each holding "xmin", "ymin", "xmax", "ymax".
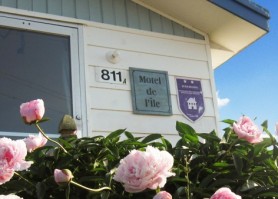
[
  {"xmin": 236, "ymin": 0, "xmax": 270, "ymax": 18},
  {"xmin": 208, "ymin": 0, "xmax": 270, "ymax": 31}
]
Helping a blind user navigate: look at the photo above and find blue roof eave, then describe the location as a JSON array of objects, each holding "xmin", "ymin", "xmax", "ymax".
[{"xmin": 208, "ymin": 0, "xmax": 270, "ymax": 32}]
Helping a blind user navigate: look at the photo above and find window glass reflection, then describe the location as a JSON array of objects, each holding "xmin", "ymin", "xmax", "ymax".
[{"xmin": 0, "ymin": 27, "xmax": 72, "ymax": 134}]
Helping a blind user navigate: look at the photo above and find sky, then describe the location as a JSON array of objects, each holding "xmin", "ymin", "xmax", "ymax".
[{"xmin": 214, "ymin": 0, "xmax": 278, "ymax": 135}]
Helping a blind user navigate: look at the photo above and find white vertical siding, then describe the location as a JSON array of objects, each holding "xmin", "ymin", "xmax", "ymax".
[{"xmin": 84, "ymin": 24, "xmax": 217, "ymax": 142}]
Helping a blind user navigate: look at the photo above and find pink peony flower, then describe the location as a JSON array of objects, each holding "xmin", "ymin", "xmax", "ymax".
[
  {"xmin": 233, "ymin": 116, "xmax": 263, "ymax": 143},
  {"xmin": 20, "ymin": 99, "xmax": 45, "ymax": 124},
  {"xmin": 0, "ymin": 195, "xmax": 23, "ymax": 199},
  {"xmin": 113, "ymin": 146, "xmax": 175, "ymax": 193},
  {"xmin": 153, "ymin": 191, "xmax": 172, "ymax": 199},
  {"xmin": 210, "ymin": 187, "xmax": 241, "ymax": 199},
  {"xmin": 54, "ymin": 169, "xmax": 73, "ymax": 184},
  {"xmin": 0, "ymin": 138, "xmax": 33, "ymax": 185},
  {"xmin": 23, "ymin": 133, "xmax": 48, "ymax": 152},
  {"xmin": 0, "ymin": 168, "xmax": 14, "ymax": 185}
]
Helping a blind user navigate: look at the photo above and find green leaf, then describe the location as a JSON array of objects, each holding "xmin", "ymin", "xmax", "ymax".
[
  {"xmin": 221, "ymin": 127, "xmax": 234, "ymax": 143},
  {"xmin": 176, "ymin": 121, "xmax": 196, "ymax": 136},
  {"xmin": 106, "ymin": 129, "xmax": 126, "ymax": 140},
  {"xmin": 253, "ymin": 138, "xmax": 272, "ymax": 156},
  {"xmin": 160, "ymin": 137, "xmax": 172, "ymax": 150},
  {"xmin": 208, "ymin": 178, "xmax": 235, "ymax": 188},
  {"xmin": 251, "ymin": 187, "xmax": 278, "ymax": 197},
  {"xmin": 168, "ymin": 177, "xmax": 187, "ymax": 183},
  {"xmin": 141, "ymin": 134, "xmax": 162, "ymax": 144},
  {"xmin": 105, "ymin": 145, "xmax": 120, "ymax": 159},
  {"xmin": 66, "ymin": 183, "xmax": 70, "ymax": 199},
  {"xmin": 259, "ymin": 192, "xmax": 278, "ymax": 197},
  {"xmin": 199, "ymin": 173, "xmax": 219, "ymax": 188},
  {"xmin": 240, "ymin": 180, "xmax": 259, "ymax": 192},
  {"xmin": 124, "ymin": 131, "xmax": 134, "ymax": 139},
  {"xmin": 176, "ymin": 121, "xmax": 199, "ymax": 145},
  {"xmin": 36, "ymin": 182, "xmax": 47, "ymax": 199},
  {"xmin": 261, "ymin": 120, "xmax": 268, "ymax": 129},
  {"xmin": 232, "ymin": 153, "xmax": 243, "ymax": 175},
  {"xmin": 174, "ymin": 186, "xmax": 187, "ymax": 197},
  {"xmin": 198, "ymin": 132, "xmax": 221, "ymax": 142},
  {"xmin": 78, "ymin": 176, "xmax": 105, "ymax": 183},
  {"xmin": 221, "ymin": 119, "xmax": 236, "ymax": 125},
  {"xmin": 274, "ymin": 145, "xmax": 278, "ymax": 159},
  {"xmin": 36, "ymin": 117, "xmax": 50, "ymax": 124},
  {"xmin": 101, "ymin": 190, "xmax": 111, "ymax": 199},
  {"xmin": 213, "ymin": 161, "xmax": 230, "ymax": 167}
]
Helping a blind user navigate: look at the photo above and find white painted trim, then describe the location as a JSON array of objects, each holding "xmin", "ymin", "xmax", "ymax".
[
  {"xmin": 0, "ymin": 131, "xmax": 60, "ymax": 139},
  {"xmin": 78, "ymin": 25, "xmax": 89, "ymax": 137},
  {"xmin": 88, "ymin": 22, "xmax": 207, "ymax": 45},
  {"xmin": 204, "ymin": 34, "xmax": 220, "ymax": 134}
]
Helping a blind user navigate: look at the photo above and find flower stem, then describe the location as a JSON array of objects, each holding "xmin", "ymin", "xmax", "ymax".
[
  {"xmin": 156, "ymin": 187, "xmax": 161, "ymax": 193},
  {"xmin": 35, "ymin": 123, "xmax": 69, "ymax": 154},
  {"xmin": 70, "ymin": 180, "xmax": 111, "ymax": 192},
  {"xmin": 14, "ymin": 172, "xmax": 35, "ymax": 187},
  {"xmin": 185, "ymin": 157, "xmax": 190, "ymax": 199}
]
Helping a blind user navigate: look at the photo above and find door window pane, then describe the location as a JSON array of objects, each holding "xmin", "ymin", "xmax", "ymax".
[{"xmin": 0, "ymin": 27, "xmax": 72, "ymax": 135}]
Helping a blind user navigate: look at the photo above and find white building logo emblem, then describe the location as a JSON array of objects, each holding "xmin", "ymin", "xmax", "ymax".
[{"xmin": 176, "ymin": 78, "xmax": 205, "ymax": 122}]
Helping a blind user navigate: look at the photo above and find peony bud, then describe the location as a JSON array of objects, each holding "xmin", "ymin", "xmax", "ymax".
[
  {"xmin": 210, "ymin": 187, "xmax": 241, "ymax": 199},
  {"xmin": 54, "ymin": 169, "xmax": 73, "ymax": 185},
  {"xmin": 20, "ymin": 99, "xmax": 45, "ymax": 124},
  {"xmin": 153, "ymin": 191, "xmax": 172, "ymax": 199}
]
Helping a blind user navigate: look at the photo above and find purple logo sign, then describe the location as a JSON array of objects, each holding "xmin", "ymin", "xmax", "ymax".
[{"xmin": 176, "ymin": 78, "xmax": 205, "ymax": 122}]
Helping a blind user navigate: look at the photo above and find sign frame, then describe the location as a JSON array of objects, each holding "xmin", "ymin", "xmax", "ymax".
[{"xmin": 129, "ymin": 67, "xmax": 172, "ymax": 116}]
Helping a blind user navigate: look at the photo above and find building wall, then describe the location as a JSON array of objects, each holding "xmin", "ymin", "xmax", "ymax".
[
  {"xmin": 0, "ymin": 3, "xmax": 218, "ymax": 142},
  {"xmin": 0, "ymin": 0, "xmax": 204, "ymax": 40},
  {"xmin": 84, "ymin": 23, "xmax": 218, "ymax": 142}
]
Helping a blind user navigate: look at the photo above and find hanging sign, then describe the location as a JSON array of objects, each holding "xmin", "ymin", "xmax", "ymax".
[
  {"xmin": 176, "ymin": 78, "xmax": 205, "ymax": 122},
  {"xmin": 129, "ymin": 68, "xmax": 172, "ymax": 115}
]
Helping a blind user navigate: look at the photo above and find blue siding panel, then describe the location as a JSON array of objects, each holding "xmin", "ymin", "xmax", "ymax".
[
  {"xmin": 161, "ymin": 17, "xmax": 173, "ymax": 35},
  {"xmin": 89, "ymin": 0, "xmax": 102, "ymax": 22},
  {"xmin": 76, "ymin": 0, "xmax": 90, "ymax": 20},
  {"xmin": 62, "ymin": 0, "xmax": 76, "ymax": 18},
  {"xmin": 138, "ymin": 6, "xmax": 151, "ymax": 31},
  {"xmin": 33, "ymin": 0, "xmax": 47, "ymax": 13},
  {"xmin": 126, "ymin": 0, "xmax": 139, "ymax": 29},
  {"xmin": 101, "ymin": 0, "xmax": 115, "ymax": 25},
  {"xmin": 114, "ymin": 0, "xmax": 127, "ymax": 27},
  {"xmin": 0, "ymin": 0, "xmax": 204, "ymax": 40},
  {"xmin": 2, "ymin": 0, "xmax": 17, "ymax": 8},
  {"xmin": 173, "ymin": 22, "xmax": 184, "ymax": 37},
  {"xmin": 18, "ymin": 0, "xmax": 32, "ymax": 10},
  {"xmin": 48, "ymin": 0, "xmax": 62, "ymax": 15},
  {"xmin": 150, "ymin": 11, "xmax": 162, "ymax": 33},
  {"xmin": 195, "ymin": 32, "xmax": 205, "ymax": 40},
  {"xmin": 183, "ymin": 26, "xmax": 194, "ymax": 38}
]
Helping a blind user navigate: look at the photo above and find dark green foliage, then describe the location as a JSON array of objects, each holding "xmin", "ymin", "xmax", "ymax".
[{"xmin": 0, "ymin": 121, "xmax": 277, "ymax": 198}]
